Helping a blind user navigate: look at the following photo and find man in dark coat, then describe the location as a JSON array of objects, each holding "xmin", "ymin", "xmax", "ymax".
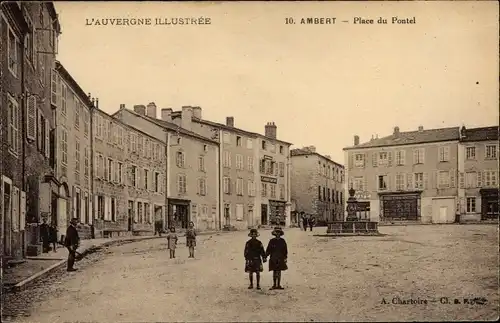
[
  {"xmin": 266, "ymin": 227, "xmax": 288, "ymax": 290},
  {"xmin": 301, "ymin": 213, "xmax": 308, "ymax": 232},
  {"xmin": 64, "ymin": 218, "xmax": 80, "ymax": 272},
  {"xmin": 308, "ymin": 216, "xmax": 316, "ymax": 231},
  {"xmin": 40, "ymin": 218, "xmax": 50, "ymax": 253},
  {"xmin": 244, "ymin": 228, "xmax": 267, "ymax": 290}
]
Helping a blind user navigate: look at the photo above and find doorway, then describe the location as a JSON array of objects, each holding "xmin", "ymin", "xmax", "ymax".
[
  {"xmin": 169, "ymin": 202, "xmax": 190, "ymax": 229},
  {"xmin": 2, "ymin": 180, "xmax": 12, "ymax": 257},
  {"xmin": 439, "ymin": 206, "xmax": 448, "ymax": 223},
  {"xmin": 261, "ymin": 204, "xmax": 268, "ymax": 225}
]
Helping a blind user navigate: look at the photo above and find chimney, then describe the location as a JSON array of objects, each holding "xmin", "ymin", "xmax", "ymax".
[
  {"xmin": 146, "ymin": 102, "xmax": 157, "ymax": 118},
  {"xmin": 394, "ymin": 126, "xmax": 400, "ymax": 136},
  {"xmin": 226, "ymin": 117, "xmax": 234, "ymax": 127},
  {"xmin": 354, "ymin": 135, "xmax": 359, "ymax": 146},
  {"xmin": 181, "ymin": 106, "xmax": 193, "ymax": 131},
  {"xmin": 119, "ymin": 104, "xmax": 126, "ymax": 110},
  {"xmin": 192, "ymin": 106, "xmax": 202, "ymax": 119},
  {"xmin": 161, "ymin": 108, "xmax": 173, "ymax": 121},
  {"xmin": 133, "ymin": 105, "xmax": 146, "ymax": 115},
  {"xmin": 265, "ymin": 122, "xmax": 277, "ymax": 139},
  {"xmin": 371, "ymin": 135, "xmax": 374, "ymax": 141},
  {"xmin": 418, "ymin": 125, "xmax": 424, "ymax": 132},
  {"xmin": 325, "ymin": 155, "xmax": 331, "ymax": 160},
  {"xmin": 95, "ymin": 98, "xmax": 99, "ymax": 109}
]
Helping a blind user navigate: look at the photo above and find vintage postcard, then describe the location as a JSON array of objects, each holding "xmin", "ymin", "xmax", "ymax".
[{"xmin": 1, "ymin": 1, "xmax": 498, "ymax": 322}]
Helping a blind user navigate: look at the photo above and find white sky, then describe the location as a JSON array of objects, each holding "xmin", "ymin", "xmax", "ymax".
[{"xmin": 54, "ymin": 1, "xmax": 499, "ymax": 162}]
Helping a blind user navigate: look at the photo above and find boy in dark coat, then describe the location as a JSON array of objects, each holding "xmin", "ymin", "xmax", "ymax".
[
  {"xmin": 266, "ymin": 227, "xmax": 288, "ymax": 290},
  {"xmin": 244, "ymin": 228, "xmax": 267, "ymax": 290}
]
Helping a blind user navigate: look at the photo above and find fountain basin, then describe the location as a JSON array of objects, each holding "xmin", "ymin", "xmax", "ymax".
[{"xmin": 326, "ymin": 221, "xmax": 380, "ymax": 235}]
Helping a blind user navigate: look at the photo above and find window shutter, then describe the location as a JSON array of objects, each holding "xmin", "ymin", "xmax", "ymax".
[
  {"xmin": 372, "ymin": 152, "xmax": 378, "ymax": 167},
  {"xmin": 362, "ymin": 177, "xmax": 367, "ymax": 192},
  {"xmin": 348, "ymin": 154, "xmax": 354, "ymax": 170},
  {"xmin": 20, "ymin": 191, "xmax": 26, "ymax": 231},
  {"xmin": 433, "ymin": 171, "xmax": 438, "ymax": 189},
  {"xmin": 387, "ymin": 151, "xmax": 393, "ymax": 167},
  {"xmin": 37, "ymin": 109, "xmax": 42, "ymax": 150},
  {"xmin": 94, "ymin": 195, "xmax": 98, "ymax": 221},
  {"xmin": 134, "ymin": 203, "xmax": 139, "ymax": 222},
  {"xmin": 27, "ymin": 96, "xmax": 36, "ymax": 140},
  {"xmin": 459, "ymin": 172, "xmax": 465, "ymax": 189},
  {"xmin": 72, "ymin": 186, "xmax": 76, "ymax": 219},
  {"xmin": 401, "ymin": 151, "xmax": 406, "ymax": 165},
  {"xmin": 413, "ymin": 149, "xmax": 418, "ymax": 164},
  {"xmin": 385, "ymin": 174, "xmax": 390, "ymax": 191},
  {"xmin": 375, "ymin": 175, "xmax": 380, "ymax": 190},
  {"xmin": 394, "ymin": 173, "xmax": 398, "ymax": 191},
  {"xmin": 407, "ymin": 172, "xmax": 413, "ymax": 190},
  {"xmin": 450, "ymin": 169, "xmax": 456, "ymax": 188},
  {"xmin": 421, "ymin": 149, "xmax": 425, "ymax": 164},
  {"xmin": 88, "ymin": 197, "xmax": 93, "ymax": 225},
  {"xmin": 12, "ymin": 187, "xmax": 19, "ymax": 232},
  {"xmin": 44, "ymin": 119, "xmax": 50, "ymax": 157},
  {"xmin": 94, "ymin": 154, "xmax": 98, "ymax": 178},
  {"xmin": 103, "ymin": 196, "xmax": 108, "ymax": 220},
  {"xmin": 477, "ymin": 171, "xmax": 483, "ymax": 187},
  {"xmin": 423, "ymin": 173, "xmax": 428, "ymax": 189}
]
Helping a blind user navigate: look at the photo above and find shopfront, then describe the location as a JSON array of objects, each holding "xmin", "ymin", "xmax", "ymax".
[{"xmin": 480, "ymin": 188, "xmax": 499, "ymax": 220}]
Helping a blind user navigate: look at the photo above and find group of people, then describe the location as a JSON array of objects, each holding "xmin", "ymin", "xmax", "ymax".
[
  {"xmin": 244, "ymin": 226, "xmax": 288, "ymax": 290},
  {"xmin": 165, "ymin": 221, "xmax": 197, "ymax": 259},
  {"xmin": 39, "ymin": 218, "xmax": 59, "ymax": 253},
  {"xmin": 300, "ymin": 212, "xmax": 316, "ymax": 231}
]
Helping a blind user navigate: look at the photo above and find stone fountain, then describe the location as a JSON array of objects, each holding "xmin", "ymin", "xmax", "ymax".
[{"xmin": 326, "ymin": 187, "xmax": 380, "ymax": 235}]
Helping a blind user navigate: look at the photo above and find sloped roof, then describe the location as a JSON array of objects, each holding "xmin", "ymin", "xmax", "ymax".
[
  {"xmin": 291, "ymin": 148, "xmax": 344, "ymax": 167},
  {"xmin": 461, "ymin": 126, "xmax": 499, "ymax": 142},
  {"xmin": 343, "ymin": 126, "xmax": 460, "ymax": 150}
]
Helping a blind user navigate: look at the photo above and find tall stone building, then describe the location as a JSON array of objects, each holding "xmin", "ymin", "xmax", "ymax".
[
  {"xmin": 290, "ymin": 146, "xmax": 345, "ymax": 224},
  {"xmin": 1, "ymin": 2, "xmax": 60, "ymax": 260},
  {"xmin": 113, "ymin": 104, "xmax": 219, "ymax": 232}
]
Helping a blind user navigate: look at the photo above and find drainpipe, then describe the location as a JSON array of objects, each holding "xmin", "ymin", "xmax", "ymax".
[
  {"xmin": 89, "ymin": 100, "xmax": 95, "ymax": 238},
  {"xmin": 20, "ymin": 11, "xmax": 27, "ymax": 257},
  {"xmin": 164, "ymin": 129, "xmax": 169, "ymax": 230}
]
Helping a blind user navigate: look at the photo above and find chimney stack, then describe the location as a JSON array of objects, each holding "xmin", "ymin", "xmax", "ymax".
[
  {"xmin": 418, "ymin": 125, "xmax": 424, "ymax": 132},
  {"xmin": 181, "ymin": 106, "xmax": 193, "ymax": 131},
  {"xmin": 226, "ymin": 117, "xmax": 234, "ymax": 127},
  {"xmin": 95, "ymin": 98, "xmax": 99, "ymax": 109},
  {"xmin": 161, "ymin": 108, "xmax": 173, "ymax": 121},
  {"xmin": 192, "ymin": 106, "xmax": 202, "ymax": 119},
  {"xmin": 354, "ymin": 135, "xmax": 359, "ymax": 146},
  {"xmin": 265, "ymin": 122, "xmax": 277, "ymax": 139},
  {"xmin": 133, "ymin": 104, "xmax": 146, "ymax": 115},
  {"xmin": 146, "ymin": 102, "xmax": 157, "ymax": 118},
  {"xmin": 325, "ymin": 155, "xmax": 331, "ymax": 160},
  {"xmin": 393, "ymin": 126, "xmax": 400, "ymax": 136},
  {"xmin": 119, "ymin": 104, "xmax": 125, "ymax": 110}
]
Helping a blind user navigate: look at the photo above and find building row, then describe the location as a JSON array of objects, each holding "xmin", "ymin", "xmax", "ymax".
[{"xmin": 343, "ymin": 125, "xmax": 499, "ymax": 223}]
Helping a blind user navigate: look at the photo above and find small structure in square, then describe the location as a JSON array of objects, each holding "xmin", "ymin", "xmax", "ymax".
[{"xmin": 326, "ymin": 188, "xmax": 380, "ymax": 235}]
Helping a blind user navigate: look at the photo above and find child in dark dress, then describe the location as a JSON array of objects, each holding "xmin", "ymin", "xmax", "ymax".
[
  {"xmin": 244, "ymin": 228, "xmax": 267, "ymax": 290},
  {"xmin": 266, "ymin": 227, "xmax": 288, "ymax": 290}
]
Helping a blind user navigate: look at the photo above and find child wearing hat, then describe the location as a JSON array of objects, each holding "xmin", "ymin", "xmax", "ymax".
[
  {"xmin": 266, "ymin": 227, "xmax": 288, "ymax": 290},
  {"xmin": 244, "ymin": 228, "xmax": 267, "ymax": 290}
]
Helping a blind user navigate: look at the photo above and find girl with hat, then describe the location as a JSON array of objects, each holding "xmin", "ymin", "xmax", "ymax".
[
  {"xmin": 244, "ymin": 228, "xmax": 267, "ymax": 290},
  {"xmin": 265, "ymin": 227, "xmax": 288, "ymax": 290}
]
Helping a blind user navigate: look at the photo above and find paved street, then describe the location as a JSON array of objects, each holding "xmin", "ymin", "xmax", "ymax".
[{"xmin": 3, "ymin": 225, "xmax": 498, "ymax": 322}]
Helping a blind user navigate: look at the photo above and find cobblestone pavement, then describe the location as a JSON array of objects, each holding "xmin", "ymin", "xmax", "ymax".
[{"xmin": 3, "ymin": 225, "xmax": 498, "ymax": 322}]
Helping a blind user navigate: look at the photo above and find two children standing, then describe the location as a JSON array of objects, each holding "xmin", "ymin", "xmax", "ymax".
[
  {"xmin": 166, "ymin": 221, "xmax": 197, "ymax": 259},
  {"xmin": 244, "ymin": 227, "xmax": 288, "ymax": 290}
]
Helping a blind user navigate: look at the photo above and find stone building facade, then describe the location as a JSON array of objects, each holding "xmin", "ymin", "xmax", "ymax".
[
  {"xmin": 112, "ymin": 104, "xmax": 219, "ymax": 232},
  {"xmin": 458, "ymin": 126, "xmax": 498, "ymax": 222},
  {"xmin": 1, "ymin": 2, "xmax": 60, "ymax": 260},
  {"xmin": 343, "ymin": 126, "xmax": 461, "ymax": 224},
  {"xmin": 291, "ymin": 146, "xmax": 345, "ymax": 224}
]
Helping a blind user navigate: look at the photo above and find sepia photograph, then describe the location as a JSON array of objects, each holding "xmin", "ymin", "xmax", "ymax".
[{"xmin": 0, "ymin": 1, "xmax": 498, "ymax": 322}]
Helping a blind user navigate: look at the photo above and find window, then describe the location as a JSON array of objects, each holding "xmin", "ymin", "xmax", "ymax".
[
  {"xmin": 262, "ymin": 140, "xmax": 267, "ymax": 150},
  {"xmin": 137, "ymin": 135, "xmax": 143, "ymax": 153},
  {"xmin": 279, "ymin": 146, "xmax": 284, "ymax": 154},
  {"xmin": 236, "ymin": 154, "xmax": 244, "ymax": 170},
  {"xmin": 465, "ymin": 172, "xmax": 477, "ymax": 188},
  {"xmin": 198, "ymin": 156, "xmax": 205, "ymax": 171},
  {"xmin": 247, "ymin": 139, "xmax": 253, "ymax": 149},
  {"xmin": 486, "ymin": 145, "xmax": 498, "ymax": 159},
  {"xmin": 117, "ymin": 162, "xmax": 123, "ymax": 184},
  {"xmin": 223, "ymin": 177, "xmax": 231, "ymax": 194},
  {"xmin": 484, "ymin": 171, "xmax": 498, "ymax": 187},
  {"xmin": 414, "ymin": 173, "xmax": 424, "ymax": 189},
  {"xmin": 84, "ymin": 110, "xmax": 89, "ymax": 137},
  {"xmin": 61, "ymin": 84, "xmax": 67, "ymax": 116},
  {"xmin": 7, "ymin": 95, "xmax": 19, "ymax": 156},
  {"xmin": 248, "ymin": 180, "xmax": 256, "ymax": 196},
  {"xmin": 130, "ymin": 134, "xmax": 137, "ymax": 152},
  {"xmin": 84, "ymin": 148, "xmax": 89, "ymax": 178},
  {"xmin": 61, "ymin": 128, "xmax": 68, "ymax": 170},
  {"xmin": 354, "ymin": 153, "xmax": 365, "ymax": 167},
  {"xmin": 223, "ymin": 151, "xmax": 231, "ymax": 168},
  {"xmin": 236, "ymin": 136, "xmax": 241, "ymax": 146},
  {"xmin": 270, "ymin": 184, "xmax": 276, "ymax": 198},
  {"xmin": 198, "ymin": 178, "xmax": 207, "ymax": 196},
  {"xmin": 8, "ymin": 27, "xmax": 19, "ymax": 76},
  {"xmin": 97, "ymin": 196, "xmax": 105, "ymax": 220},
  {"xmin": 378, "ymin": 175, "xmax": 388, "ymax": 190},
  {"xmin": 117, "ymin": 126, "xmax": 123, "ymax": 146},
  {"xmin": 438, "ymin": 146, "xmax": 450, "ymax": 162},
  {"xmin": 74, "ymin": 99, "xmax": 80, "ymax": 129},
  {"xmin": 154, "ymin": 172, "xmax": 160, "ymax": 192},
  {"xmin": 235, "ymin": 178, "xmax": 244, "ymax": 196},
  {"xmin": 144, "ymin": 169, "xmax": 149, "ymax": 189},
  {"xmin": 107, "ymin": 158, "xmax": 114, "ymax": 182},
  {"xmin": 178, "ymin": 174, "xmax": 187, "ymax": 194},
  {"xmin": 378, "ymin": 152, "xmax": 388, "ymax": 165},
  {"xmin": 247, "ymin": 156, "xmax": 254, "ymax": 172},
  {"xmin": 75, "ymin": 140, "xmax": 81, "ymax": 180},
  {"xmin": 280, "ymin": 184, "xmax": 285, "ymax": 199},
  {"xmin": 466, "ymin": 197, "xmax": 476, "ymax": 213},
  {"xmin": 438, "ymin": 171, "xmax": 450, "ymax": 188},
  {"xmin": 318, "ymin": 186, "xmax": 322, "ymax": 200},
  {"xmin": 223, "ymin": 132, "xmax": 230, "ymax": 144},
  {"xmin": 176, "ymin": 151, "xmax": 185, "ymax": 167},
  {"xmin": 111, "ymin": 198, "xmax": 117, "ymax": 222},
  {"xmin": 261, "ymin": 183, "xmax": 267, "ymax": 197},
  {"xmin": 395, "ymin": 173, "xmax": 405, "ymax": 190},
  {"xmin": 466, "ymin": 147, "xmax": 476, "ymax": 160},
  {"xmin": 395, "ymin": 150, "xmax": 406, "ymax": 165},
  {"xmin": 270, "ymin": 144, "xmax": 276, "ymax": 153},
  {"xmin": 279, "ymin": 162, "xmax": 285, "ymax": 177},
  {"xmin": 353, "ymin": 177, "xmax": 364, "ymax": 191},
  {"xmin": 137, "ymin": 202, "xmax": 143, "ymax": 223},
  {"xmin": 260, "ymin": 159, "xmax": 265, "ymax": 173},
  {"xmin": 24, "ymin": 12, "xmax": 35, "ymax": 63},
  {"xmin": 50, "ymin": 70, "xmax": 58, "ymax": 106},
  {"xmin": 130, "ymin": 166, "xmax": 137, "ymax": 187}
]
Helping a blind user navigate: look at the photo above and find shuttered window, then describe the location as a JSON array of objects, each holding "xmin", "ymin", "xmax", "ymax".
[{"xmin": 26, "ymin": 96, "xmax": 36, "ymax": 140}]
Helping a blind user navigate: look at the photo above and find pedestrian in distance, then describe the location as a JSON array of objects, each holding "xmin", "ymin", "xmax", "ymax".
[
  {"xmin": 186, "ymin": 221, "xmax": 197, "ymax": 258},
  {"xmin": 166, "ymin": 227, "xmax": 178, "ymax": 259},
  {"xmin": 154, "ymin": 220, "xmax": 163, "ymax": 237},
  {"xmin": 40, "ymin": 218, "xmax": 50, "ymax": 253},
  {"xmin": 244, "ymin": 228, "xmax": 267, "ymax": 290},
  {"xmin": 301, "ymin": 213, "xmax": 308, "ymax": 232},
  {"xmin": 49, "ymin": 222, "xmax": 58, "ymax": 252},
  {"xmin": 308, "ymin": 216, "xmax": 316, "ymax": 232},
  {"xmin": 266, "ymin": 227, "xmax": 288, "ymax": 290},
  {"xmin": 64, "ymin": 218, "xmax": 80, "ymax": 272}
]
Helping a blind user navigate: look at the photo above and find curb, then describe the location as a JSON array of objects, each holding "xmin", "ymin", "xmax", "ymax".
[{"xmin": 10, "ymin": 236, "xmax": 162, "ymax": 292}]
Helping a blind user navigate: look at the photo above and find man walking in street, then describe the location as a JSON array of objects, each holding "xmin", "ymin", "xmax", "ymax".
[
  {"xmin": 301, "ymin": 213, "xmax": 308, "ymax": 232},
  {"xmin": 64, "ymin": 218, "xmax": 80, "ymax": 272}
]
